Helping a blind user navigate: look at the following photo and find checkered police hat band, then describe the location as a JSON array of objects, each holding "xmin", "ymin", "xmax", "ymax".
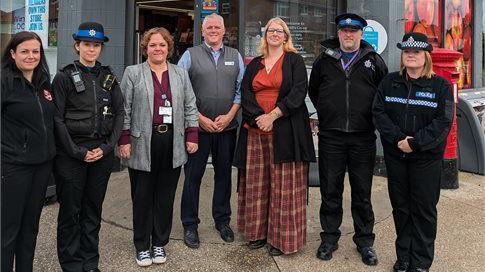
[{"xmin": 400, "ymin": 40, "xmax": 428, "ymax": 49}]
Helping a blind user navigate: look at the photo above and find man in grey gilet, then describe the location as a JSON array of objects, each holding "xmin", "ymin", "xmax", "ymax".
[{"xmin": 177, "ymin": 13, "xmax": 244, "ymax": 249}]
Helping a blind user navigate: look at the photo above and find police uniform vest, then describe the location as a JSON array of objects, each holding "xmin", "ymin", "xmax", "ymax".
[{"xmin": 60, "ymin": 61, "xmax": 117, "ymax": 140}]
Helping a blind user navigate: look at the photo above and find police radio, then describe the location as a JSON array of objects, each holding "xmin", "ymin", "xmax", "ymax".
[{"xmin": 71, "ymin": 63, "xmax": 85, "ymax": 93}]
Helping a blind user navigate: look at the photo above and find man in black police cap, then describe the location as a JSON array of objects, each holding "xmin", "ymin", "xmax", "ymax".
[{"xmin": 309, "ymin": 13, "xmax": 388, "ymax": 265}]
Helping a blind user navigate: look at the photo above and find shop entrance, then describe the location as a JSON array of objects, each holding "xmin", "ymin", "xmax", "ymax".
[{"xmin": 135, "ymin": 0, "xmax": 197, "ymax": 64}]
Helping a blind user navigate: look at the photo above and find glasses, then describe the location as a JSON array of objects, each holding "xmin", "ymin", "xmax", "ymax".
[{"xmin": 267, "ymin": 28, "xmax": 285, "ymax": 35}]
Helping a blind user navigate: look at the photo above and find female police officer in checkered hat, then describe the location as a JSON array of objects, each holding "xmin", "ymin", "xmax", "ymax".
[
  {"xmin": 373, "ymin": 33, "xmax": 454, "ymax": 272},
  {"xmin": 51, "ymin": 22, "xmax": 124, "ymax": 272}
]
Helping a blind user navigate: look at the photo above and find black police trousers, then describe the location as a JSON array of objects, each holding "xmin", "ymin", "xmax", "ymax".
[
  {"xmin": 1, "ymin": 161, "xmax": 52, "ymax": 272},
  {"xmin": 384, "ymin": 152, "xmax": 441, "ymax": 269},
  {"xmin": 129, "ymin": 128, "xmax": 181, "ymax": 252},
  {"xmin": 181, "ymin": 130, "xmax": 236, "ymax": 231},
  {"xmin": 55, "ymin": 151, "xmax": 114, "ymax": 272},
  {"xmin": 318, "ymin": 131, "xmax": 376, "ymax": 248}
]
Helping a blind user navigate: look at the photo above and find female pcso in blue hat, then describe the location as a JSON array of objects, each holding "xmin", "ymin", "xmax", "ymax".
[
  {"xmin": 51, "ymin": 22, "xmax": 124, "ymax": 272},
  {"xmin": 373, "ymin": 32, "xmax": 454, "ymax": 272}
]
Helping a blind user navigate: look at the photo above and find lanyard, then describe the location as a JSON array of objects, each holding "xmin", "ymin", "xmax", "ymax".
[{"xmin": 340, "ymin": 49, "xmax": 360, "ymax": 71}]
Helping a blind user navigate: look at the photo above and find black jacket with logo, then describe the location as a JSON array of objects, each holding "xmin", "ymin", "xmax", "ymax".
[
  {"xmin": 52, "ymin": 61, "xmax": 124, "ymax": 160},
  {"xmin": 1, "ymin": 70, "xmax": 56, "ymax": 165},
  {"xmin": 309, "ymin": 38, "xmax": 388, "ymax": 133},
  {"xmin": 372, "ymin": 71, "xmax": 454, "ymax": 160}
]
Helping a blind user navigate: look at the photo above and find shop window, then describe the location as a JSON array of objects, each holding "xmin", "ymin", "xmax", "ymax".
[
  {"xmin": 404, "ymin": 0, "xmax": 443, "ymax": 46},
  {"xmin": 300, "ymin": 5, "xmax": 309, "ymax": 16},
  {"xmin": 1, "ymin": 0, "xmax": 58, "ymax": 79},
  {"xmin": 276, "ymin": 2, "xmax": 290, "ymax": 18},
  {"xmin": 244, "ymin": 0, "xmax": 338, "ymax": 67},
  {"xmin": 444, "ymin": 0, "xmax": 473, "ymax": 88},
  {"xmin": 314, "ymin": 8, "xmax": 323, "ymax": 17}
]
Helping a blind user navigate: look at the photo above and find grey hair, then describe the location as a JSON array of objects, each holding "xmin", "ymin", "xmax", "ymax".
[{"xmin": 202, "ymin": 13, "xmax": 225, "ymax": 28}]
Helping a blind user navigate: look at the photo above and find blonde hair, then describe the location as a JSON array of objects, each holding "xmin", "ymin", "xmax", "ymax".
[
  {"xmin": 258, "ymin": 17, "xmax": 297, "ymax": 58},
  {"xmin": 140, "ymin": 27, "xmax": 174, "ymax": 57},
  {"xmin": 400, "ymin": 51, "xmax": 435, "ymax": 79}
]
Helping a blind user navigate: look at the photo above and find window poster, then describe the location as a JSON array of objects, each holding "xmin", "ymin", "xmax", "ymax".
[
  {"xmin": 404, "ymin": 0, "xmax": 442, "ymax": 46},
  {"xmin": 25, "ymin": 0, "xmax": 49, "ymax": 48}
]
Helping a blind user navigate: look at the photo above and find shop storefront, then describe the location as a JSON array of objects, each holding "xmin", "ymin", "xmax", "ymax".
[
  {"xmin": 1, "ymin": 0, "xmax": 59, "ymax": 78},
  {"xmin": 1, "ymin": 0, "xmax": 483, "ymax": 87}
]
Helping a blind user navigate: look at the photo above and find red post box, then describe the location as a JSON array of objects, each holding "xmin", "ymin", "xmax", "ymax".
[{"xmin": 431, "ymin": 48, "xmax": 462, "ymax": 189}]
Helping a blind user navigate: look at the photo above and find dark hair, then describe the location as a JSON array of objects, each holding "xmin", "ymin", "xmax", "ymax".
[{"xmin": 1, "ymin": 31, "xmax": 50, "ymax": 85}]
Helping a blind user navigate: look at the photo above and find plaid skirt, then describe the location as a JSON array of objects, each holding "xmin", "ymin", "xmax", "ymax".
[{"xmin": 237, "ymin": 131, "xmax": 308, "ymax": 254}]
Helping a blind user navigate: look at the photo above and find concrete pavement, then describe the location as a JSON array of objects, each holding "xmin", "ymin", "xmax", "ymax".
[{"xmin": 33, "ymin": 169, "xmax": 485, "ymax": 271}]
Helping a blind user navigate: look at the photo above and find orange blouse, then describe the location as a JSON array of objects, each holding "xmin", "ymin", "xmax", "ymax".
[{"xmin": 245, "ymin": 53, "xmax": 285, "ymax": 134}]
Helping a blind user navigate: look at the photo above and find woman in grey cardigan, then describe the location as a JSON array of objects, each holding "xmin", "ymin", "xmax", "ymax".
[{"xmin": 118, "ymin": 27, "xmax": 198, "ymax": 267}]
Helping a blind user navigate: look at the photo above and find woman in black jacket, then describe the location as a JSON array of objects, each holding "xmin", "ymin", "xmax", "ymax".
[
  {"xmin": 373, "ymin": 33, "xmax": 454, "ymax": 272},
  {"xmin": 1, "ymin": 31, "xmax": 56, "ymax": 272},
  {"xmin": 233, "ymin": 17, "xmax": 315, "ymax": 256},
  {"xmin": 51, "ymin": 22, "xmax": 123, "ymax": 272}
]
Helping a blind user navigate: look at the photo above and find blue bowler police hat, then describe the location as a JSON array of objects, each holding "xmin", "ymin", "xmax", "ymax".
[
  {"xmin": 397, "ymin": 32, "xmax": 433, "ymax": 52},
  {"xmin": 335, "ymin": 13, "xmax": 367, "ymax": 30},
  {"xmin": 72, "ymin": 22, "xmax": 109, "ymax": 43}
]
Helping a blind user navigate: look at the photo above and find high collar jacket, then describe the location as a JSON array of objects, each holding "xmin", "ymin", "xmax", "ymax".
[
  {"xmin": 52, "ymin": 61, "xmax": 124, "ymax": 160},
  {"xmin": 1, "ymin": 70, "xmax": 56, "ymax": 165},
  {"xmin": 308, "ymin": 38, "xmax": 388, "ymax": 133},
  {"xmin": 372, "ymin": 71, "xmax": 454, "ymax": 160}
]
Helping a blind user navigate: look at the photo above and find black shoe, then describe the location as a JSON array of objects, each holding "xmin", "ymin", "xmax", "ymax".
[
  {"xmin": 267, "ymin": 245, "xmax": 284, "ymax": 256},
  {"xmin": 393, "ymin": 259, "xmax": 410, "ymax": 272},
  {"xmin": 412, "ymin": 268, "xmax": 429, "ymax": 272},
  {"xmin": 217, "ymin": 225, "xmax": 234, "ymax": 243},
  {"xmin": 316, "ymin": 243, "xmax": 338, "ymax": 261},
  {"xmin": 85, "ymin": 269, "xmax": 101, "ymax": 272},
  {"xmin": 356, "ymin": 246, "xmax": 378, "ymax": 266},
  {"xmin": 183, "ymin": 229, "xmax": 200, "ymax": 249},
  {"xmin": 248, "ymin": 239, "xmax": 267, "ymax": 250}
]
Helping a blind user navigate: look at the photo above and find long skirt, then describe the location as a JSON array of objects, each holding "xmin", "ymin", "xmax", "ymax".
[{"xmin": 237, "ymin": 131, "xmax": 308, "ymax": 254}]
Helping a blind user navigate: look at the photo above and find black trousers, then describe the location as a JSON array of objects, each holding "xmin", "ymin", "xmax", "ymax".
[
  {"xmin": 181, "ymin": 129, "xmax": 236, "ymax": 231},
  {"xmin": 318, "ymin": 131, "xmax": 376, "ymax": 248},
  {"xmin": 1, "ymin": 161, "xmax": 52, "ymax": 272},
  {"xmin": 384, "ymin": 153, "xmax": 441, "ymax": 269},
  {"xmin": 55, "ymin": 151, "xmax": 114, "ymax": 272},
  {"xmin": 129, "ymin": 129, "xmax": 181, "ymax": 252}
]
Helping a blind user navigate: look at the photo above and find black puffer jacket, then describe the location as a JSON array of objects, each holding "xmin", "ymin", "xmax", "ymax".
[
  {"xmin": 1, "ymin": 70, "xmax": 56, "ymax": 165},
  {"xmin": 372, "ymin": 71, "xmax": 454, "ymax": 159},
  {"xmin": 309, "ymin": 38, "xmax": 388, "ymax": 132},
  {"xmin": 52, "ymin": 61, "xmax": 124, "ymax": 160}
]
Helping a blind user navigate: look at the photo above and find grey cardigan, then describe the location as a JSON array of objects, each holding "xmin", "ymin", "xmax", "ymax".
[{"xmin": 120, "ymin": 61, "xmax": 198, "ymax": 171}]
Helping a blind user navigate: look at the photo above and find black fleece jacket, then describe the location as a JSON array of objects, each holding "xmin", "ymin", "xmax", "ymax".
[{"xmin": 309, "ymin": 38, "xmax": 388, "ymax": 133}]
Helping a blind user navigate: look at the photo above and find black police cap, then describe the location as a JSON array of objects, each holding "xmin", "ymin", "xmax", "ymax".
[
  {"xmin": 397, "ymin": 32, "xmax": 433, "ymax": 52},
  {"xmin": 335, "ymin": 13, "xmax": 367, "ymax": 30},
  {"xmin": 72, "ymin": 22, "xmax": 109, "ymax": 43}
]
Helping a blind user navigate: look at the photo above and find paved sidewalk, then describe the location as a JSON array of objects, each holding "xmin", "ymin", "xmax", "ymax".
[{"xmin": 33, "ymin": 170, "xmax": 485, "ymax": 271}]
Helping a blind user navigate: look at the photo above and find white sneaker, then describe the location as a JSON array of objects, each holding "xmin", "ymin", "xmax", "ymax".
[
  {"xmin": 152, "ymin": 246, "xmax": 167, "ymax": 264},
  {"xmin": 136, "ymin": 250, "xmax": 152, "ymax": 266}
]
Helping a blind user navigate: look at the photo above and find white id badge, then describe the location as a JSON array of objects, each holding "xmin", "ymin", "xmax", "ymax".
[
  {"xmin": 159, "ymin": 106, "xmax": 172, "ymax": 116},
  {"xmin": 159, "ymin": 106, "xmax": 173, "ymax": 124},
  {"xmin": 225, "ymin": 61, "xmax": 235, "ymax": 66}
]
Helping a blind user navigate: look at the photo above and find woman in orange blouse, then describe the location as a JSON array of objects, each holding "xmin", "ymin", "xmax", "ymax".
[{"xmin": 234, "ymin": 17, "xmax": 315, "ymax": 256}]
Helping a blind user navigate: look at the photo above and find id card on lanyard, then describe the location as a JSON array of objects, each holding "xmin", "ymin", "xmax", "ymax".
[
  {"xmin": 340, "ymin": 49, "xmax": 360, "ymax": 71},
  {"xmin": 159, "ymin": 94, "xmax": 173, "ymax": 124}
]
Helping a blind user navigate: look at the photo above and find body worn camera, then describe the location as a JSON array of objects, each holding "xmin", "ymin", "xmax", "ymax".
[
  {"xmin": 71, "ymin": 70, "xmax": 85, "ymax": 93},
  {"xmin": 322, "ymin": 46, "xmax": 342, "ymax": 60}
]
